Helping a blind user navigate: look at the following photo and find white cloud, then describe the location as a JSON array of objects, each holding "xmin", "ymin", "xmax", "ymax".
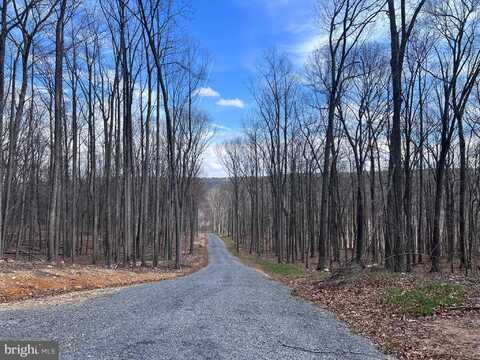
[
  {"xmin": 195, "ymin": 86, "xmax": 245, "ymax": 110},
  {"xmin": 216, "ymin": 98, "xmax": 245, "ymax": 108},
  {"xmin": 200, "ymin": 124, "xmax": 244, "ymax": 177},
  {"xmin": 201, "ymin": 145, "xmax": 227, "ymax": 177},
  {"xmin": 195, "ymin": 87, "xmax": 220, "ymax": 97}
]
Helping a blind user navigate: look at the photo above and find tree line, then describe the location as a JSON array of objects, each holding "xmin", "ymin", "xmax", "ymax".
[
  {"xmin": 211, "ymin": 0, "xmax": 480, "ymax": 274},
  {"xmin": 0, "ymin": 0, "xmax": 211, "ymax": 267}
]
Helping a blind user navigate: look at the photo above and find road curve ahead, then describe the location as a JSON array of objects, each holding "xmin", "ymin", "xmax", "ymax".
[{"xmin": 0, "ymin": 234, "xmax": 385, "ymax": 360}]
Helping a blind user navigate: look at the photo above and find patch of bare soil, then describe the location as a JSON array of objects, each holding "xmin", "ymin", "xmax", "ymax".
[
  {"xmin": 291, "ymin": 271, "xmax": 480, "ymax": 360},
  {"xmin": 0, "ymin": 287, "xmax": 125, "ymax": 311},
  {"xmin": 0, "ymin": 234, "xmax": 208, "ymax": 306}
]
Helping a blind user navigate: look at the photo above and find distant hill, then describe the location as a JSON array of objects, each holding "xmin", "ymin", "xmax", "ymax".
[{"xmin": 200, "ymin": 177, "xmax": 228, "ymax": 192}]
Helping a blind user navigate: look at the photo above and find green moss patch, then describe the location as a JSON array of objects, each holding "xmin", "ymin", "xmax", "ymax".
[
  {"xmin": 221, "ymin": 235, "xmax": 326, "ymax": 281},
  {"xmin": 383, "ymin": 282, "xmax": 468, "ymax": 317}
]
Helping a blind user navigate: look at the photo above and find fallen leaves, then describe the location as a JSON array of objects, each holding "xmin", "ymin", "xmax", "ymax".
[{"xmin": 291, "ymin": 272, "xmax": 480, "ymax": 360}]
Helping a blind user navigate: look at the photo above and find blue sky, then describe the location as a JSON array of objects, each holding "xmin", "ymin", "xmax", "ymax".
[{"xmin": 186, "ymin": 0, "xmax": 318, "ymax": 176}]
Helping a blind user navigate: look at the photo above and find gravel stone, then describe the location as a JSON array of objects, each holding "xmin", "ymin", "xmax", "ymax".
[{"xmin": 0, "ymin": 234, "xmax": 386, "ymax": 359}]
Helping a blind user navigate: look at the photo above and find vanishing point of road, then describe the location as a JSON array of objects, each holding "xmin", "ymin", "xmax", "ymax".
[{"xmin": 0, "ymin": 234, "xmax": 385, "ymax": 359}]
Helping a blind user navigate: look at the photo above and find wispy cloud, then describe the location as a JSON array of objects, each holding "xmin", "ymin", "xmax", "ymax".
[
  {"xmin": 281, "ymin": 33, "xmax": 329, "ymax": 66},
  {"xmin": 211, "ymin": 123, "xmax": 231, "ymax": 131},
  {"xmin": 285, "ymin": 8, "xmax": 388, "ymax": 67},
  {"xmin": 294, "ymin": 34, "xmax": 329, "ymax": 55},
  {"xmin": 200, "ymin": 124, "xmax": 244, "ymax": 177},
  {"xmin": 201, "ymin": 145, "xmax": 227, "ymax": 177},
  {"xmin": 195, "ymin": 86, "xmax": 220, "ymax": 97},
  {"xmin": 216, "ymin": 98, "xmax": 245, "ymax": 108}
]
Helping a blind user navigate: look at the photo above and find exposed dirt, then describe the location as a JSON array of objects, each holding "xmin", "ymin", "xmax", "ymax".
[
  {"xmin": 0, "ymin": 234, "xmax": 208, "ymax": 306},
  {"xmin": 0, "ymin": 286, "xmax": 125, "ymax": 311}
]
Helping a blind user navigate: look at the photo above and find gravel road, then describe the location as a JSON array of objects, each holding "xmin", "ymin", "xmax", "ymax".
[{"xmin": 0, "ymin": 234, "xmax": 385, "ymax": 359}]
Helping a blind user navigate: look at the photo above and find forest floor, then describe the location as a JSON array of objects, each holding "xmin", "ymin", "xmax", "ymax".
[
  {"xmin": 222, "ymin": 236, "xmax": 480, "ymax": 360},
  {"xmin": 0, "ymin": 234, "xmax": 208, "ymax": 304}
]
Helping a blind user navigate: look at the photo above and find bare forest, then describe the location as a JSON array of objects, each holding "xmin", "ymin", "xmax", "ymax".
[
  {"xmin": 0, "ymin": 0, "xmax": 211, "ymax": 268},
  {"xmin": 209, "ymin": 0, "xmax": 480, "ymax": 276}
]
